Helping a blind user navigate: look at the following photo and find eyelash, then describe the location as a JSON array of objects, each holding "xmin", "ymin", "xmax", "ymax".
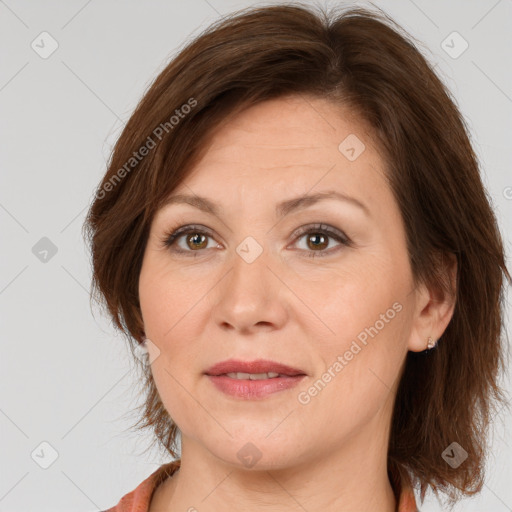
[{"xmin": 160, "ymin": 223, "xmax": 352, "ymax": 258}]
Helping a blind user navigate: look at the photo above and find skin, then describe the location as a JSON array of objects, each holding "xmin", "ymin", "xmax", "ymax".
[{"xmin": 138, "ymin": 94, "xmax": 456, "ymax": 512}]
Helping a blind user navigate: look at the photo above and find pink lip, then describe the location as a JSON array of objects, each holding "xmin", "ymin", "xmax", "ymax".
[
  {"xmin": 207, "ymin": 374, "xmax": 306, "ymax": 399},
  {"xmin": 205, "ymin": 359, "xmax": 307, "ymax": 400},
  {"xmin": 205, "ymin": 359, "xmax": 306, "ymax": 377}
]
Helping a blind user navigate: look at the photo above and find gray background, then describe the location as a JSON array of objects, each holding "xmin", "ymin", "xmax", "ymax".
[{"xmin": 1, "ymin": 0, "xmax": 511, "ymax": 510}]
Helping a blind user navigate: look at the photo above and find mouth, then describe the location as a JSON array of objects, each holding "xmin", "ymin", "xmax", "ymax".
[
  {"xmin": 223, "ymin": 371, "xmax": 290, "ymax": 380},
  {"xmin": 205, "ymin": 358, "xmax": 306, "ymax": 377},
  {"xmin": 205, "ymin": 359, "xmax": 307, "ymax": 399}
]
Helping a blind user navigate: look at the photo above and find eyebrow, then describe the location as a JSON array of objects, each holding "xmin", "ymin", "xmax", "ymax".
[{"xmin": 161, "ymin": 190, "xmax": 370, "ymax": 219}]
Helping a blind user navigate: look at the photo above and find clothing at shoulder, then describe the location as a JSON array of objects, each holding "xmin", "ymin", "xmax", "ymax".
[
  {"xmin": 101, "ymin": 459, "xmax": 419, "ymax": 512},
  {"xmin": 101, "ymin": 460, "xmax": 180, "ymax": 512},
  {"xmin": 397, "ymin": 482, "xmax": 420, "ymax": 512}
]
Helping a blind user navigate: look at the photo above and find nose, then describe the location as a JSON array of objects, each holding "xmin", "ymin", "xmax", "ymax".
[{"xmin": 209, "ymin": 241, "xmax": 289, "ymax": 335}]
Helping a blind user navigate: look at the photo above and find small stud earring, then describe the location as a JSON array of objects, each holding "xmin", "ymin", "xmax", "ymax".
[{"xmin": 427, "ymin": 336, "xmax": 436, "ymax": 350}]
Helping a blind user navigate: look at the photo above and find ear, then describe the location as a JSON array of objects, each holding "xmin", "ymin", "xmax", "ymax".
[{"xmin": 407, "ymin": 252, "xmax": 457, "ymax": 352}]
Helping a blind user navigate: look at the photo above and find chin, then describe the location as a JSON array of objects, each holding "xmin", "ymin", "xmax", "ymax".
[{"xmin": 207, "ymin": 435, "xmax": 304, "ymax": 471}]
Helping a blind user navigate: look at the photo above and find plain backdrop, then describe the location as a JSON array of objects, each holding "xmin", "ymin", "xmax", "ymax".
[{"xmin": 1, "ymin": 0, "xmax": 511, "ymax": 510}]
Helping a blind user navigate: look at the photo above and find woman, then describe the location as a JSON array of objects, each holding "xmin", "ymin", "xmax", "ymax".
[{"xmin": 83, "ymin": 3, "xmax": 510, "ymax": 511}]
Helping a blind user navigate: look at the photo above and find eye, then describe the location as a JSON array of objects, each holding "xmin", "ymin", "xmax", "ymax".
[
  {"xmin": 160, "ymin": 223, "xmax": 352, "ymax": 258},
  {"xmin": 291, "ymin": 223, "xmax": 352, "ymax": 258},
  {"xmin": 161, "ymin": 224, "xmax": 219, "ymax": 257}
]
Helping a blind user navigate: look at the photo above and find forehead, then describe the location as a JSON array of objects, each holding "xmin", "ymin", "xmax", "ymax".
[
  {"xmin": 199, "ymin": 95, "xmax": 373, "ymax": 169},
  {"xmin": 159, "ymin": 95, "xmax": 392, "ymax": 218}
]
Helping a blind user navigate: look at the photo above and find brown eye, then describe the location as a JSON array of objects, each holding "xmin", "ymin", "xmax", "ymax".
[
  {"xmin": 161, "ymin": 222, "xmax": 351, "ymax": 258},
  {"xmin": 293, "ymin": 223, "xmax": 351, "ymax": 258},
  {"xmin": 185, "ymin": 232, "xmax": 208, "ymax": 250},
  {"xmin": 162, "ymin": 225, "xmax": 217, "ymax": 256},
  {"xmin": 305, "ymin": 232, "xmax": 329, "ymax": 251}
]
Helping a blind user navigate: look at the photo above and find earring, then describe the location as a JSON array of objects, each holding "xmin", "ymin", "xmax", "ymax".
[{"xmin": 426, "ymin": 336, "xmax": 436, "ymax": 350}]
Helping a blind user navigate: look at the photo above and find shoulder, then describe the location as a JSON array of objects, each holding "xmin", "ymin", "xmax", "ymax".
[
  {"xmin": 397, "ymin": 483, "xmax": 419, "ymax": 512},
  {"xmin": 102, "ymin": 459, "xmax": 181, "ymax": 512}
]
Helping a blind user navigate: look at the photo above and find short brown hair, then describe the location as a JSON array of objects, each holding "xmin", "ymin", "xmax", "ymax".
[{"xmin": 82, "ymin": 3, "xmax": 510, "ymax": 507}]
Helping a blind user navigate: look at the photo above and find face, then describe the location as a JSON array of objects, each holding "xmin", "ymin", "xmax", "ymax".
[{"xmin": 138, "ymin": 95, "xmax": 422, "ymax": 470}]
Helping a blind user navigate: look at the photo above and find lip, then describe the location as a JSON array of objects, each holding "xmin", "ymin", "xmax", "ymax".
[
  {"xmin": 205, "ymin": 359, "xmax": 306, "ymax": 377},
  {"xmin": 207, "ymin": 374, "xmax": 306, "ymax": 399},
  {"xmin": 205, "ymin": 359, "xmax": 307, "ymax": 400}
]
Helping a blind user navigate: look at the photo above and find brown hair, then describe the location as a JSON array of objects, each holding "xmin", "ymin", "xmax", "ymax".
[{"xmin": 82, "ymin": 2, "xmax": 511, "ymax": 508}]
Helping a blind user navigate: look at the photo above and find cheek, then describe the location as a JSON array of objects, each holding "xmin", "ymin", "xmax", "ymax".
[
  {"xmin": 294, "ymin": 256, "xmax": 410, "ymax": 419},
  {"xmin": 296, "ymin": 299, "xmax": 409, "ymax": 444},
  {"xmin": 291, "ymin": 248, "xmax": 409, "ymax": 347},
  {"xmin": 139, "ymin": 265, "xmax": 196, "ymax": 395},
  {"xmin": 138, "ymin": 254, "xmax": 211, "ymax": 338},
  {"xmin": 142, "ymin": 321, "xmax": 202, "ymax": 436},
  {"xmin": 138, "ymin": 257, "xmax": 210, "ymax": 415}
]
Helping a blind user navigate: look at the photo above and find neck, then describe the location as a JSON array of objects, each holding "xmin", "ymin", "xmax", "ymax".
[{"xmin": 153, "ymin": 424, "xmax": 397, "ymax": 512}]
